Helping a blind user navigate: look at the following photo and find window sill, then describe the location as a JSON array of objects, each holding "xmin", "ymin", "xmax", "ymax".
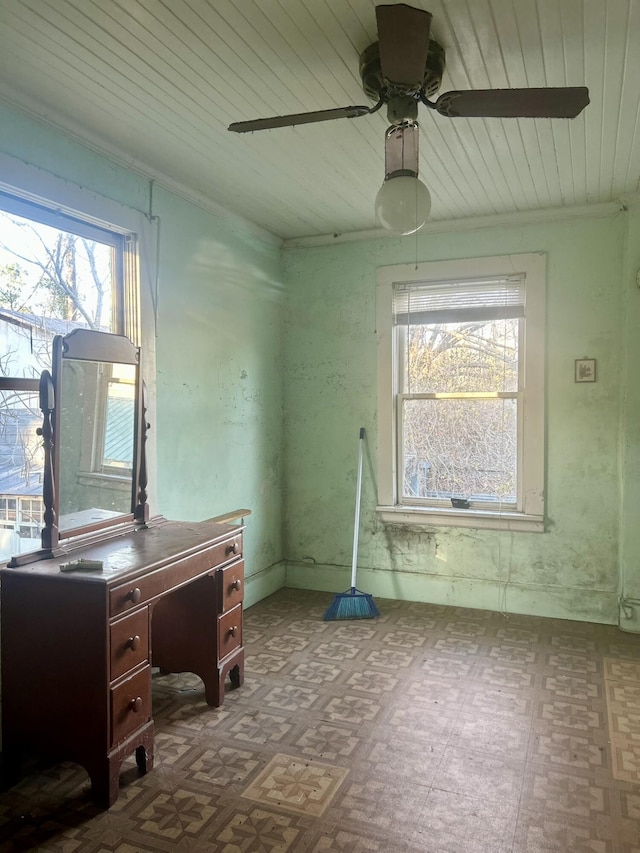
[
  {"xmin": 77, "ymin": 472, "xmax": 131, "ymax": 491},
  {"xmin": 376, "ymin": 505, "xmax": 544, "ymax": 533}
]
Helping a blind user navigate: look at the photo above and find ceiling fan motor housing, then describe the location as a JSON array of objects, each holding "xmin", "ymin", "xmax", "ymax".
[{"xmin": 359, "ymin": 40, "xmax": 446, "ymax": 103}]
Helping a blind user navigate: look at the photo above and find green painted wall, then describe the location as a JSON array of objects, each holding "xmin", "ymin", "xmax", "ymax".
[
  {"xmin": 153, "ymin": 187, "xmax": 285, "ymax": 597},
  {"xmin": 619, "ymin": 208, "xmax": 640, "ymax": 628},
  {"xmin": 0, "ymin": 103, "xmax": 285, "ymax": 604},
  {"xmin": 282, "ymin": 213, "xmax": 630, "ymax": 623},
  {"xmin": 2, "ymin": 100, "xmax": 639, "ymax": 625}
]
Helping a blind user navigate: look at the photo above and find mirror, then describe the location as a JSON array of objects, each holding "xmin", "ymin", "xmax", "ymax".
[
  {"xmin": 58, "ymin": 358, "xmax": 137, "ymax": 533},
  {"xmin": 7, "ymin": 329, "xmax": 149, "ymax": 565}
]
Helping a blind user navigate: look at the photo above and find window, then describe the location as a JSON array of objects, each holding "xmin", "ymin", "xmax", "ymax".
[
  {"xmin": 0, "ymin": 195, "xmax": 132, "ymax": 557},
  {"xmin": 0, "ymin": 155, "xmax": 157, "ymax": 561},
  {"xmin": 0, "ymin": 191, "xmax": 129, "ymax": 340},
  {"xmin": 99, "ymin": 365, "xmax": 136, "ymax": 472},
  {"xmin": 0, "ymin": 497, "xmax": 17, "ymax": 522},
  {"xmin": 376, "ymin": 254, "xmax": 545, "ymax": 532},
  {"xmin": 72, "ymin": 360, "xmax": 136, "ymax": 478}
]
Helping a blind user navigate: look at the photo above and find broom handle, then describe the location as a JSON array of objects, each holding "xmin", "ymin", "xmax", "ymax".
[{"xmin": 351, "ymin": 427, "xmax": 365, "ymax": 589}]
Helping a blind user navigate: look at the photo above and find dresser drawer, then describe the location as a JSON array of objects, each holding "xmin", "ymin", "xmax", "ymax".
[
  {"xmin": 218, "ymin": 561, "xmax": 244, "ymax": 613},
  {"xmin": 110, "ymin": 665, "xmax": 151, "ymax": 746},
  {"xmin": 110, "ymin": 609, "xmax": 149, "ymax": 682},
  {"xmin": 218, "ymin": 605, "xmax": 243, "ymax": 660},
  {"xmin": 110, "ymin": 534, "xmax": 243, "ymax": 617}
]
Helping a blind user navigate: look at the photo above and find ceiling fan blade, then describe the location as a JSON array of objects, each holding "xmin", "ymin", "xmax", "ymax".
[
  {"xmin": 228, "ymin": 105, "xmax": 373, "ymax": 133},
  {"xmin": 375, "ymin": 4, "xmax": 432, "ymax": 87},
  {"xmin": 434, "ymin": 87, "xmax": 590, "ymax": 118}
]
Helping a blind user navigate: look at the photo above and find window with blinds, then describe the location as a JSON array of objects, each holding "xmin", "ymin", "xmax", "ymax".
[
  {"xmin": 393, "ymin": 276, "xmax": 525, "ymax": 325},
  {"xmin": 376, "ymin": 254, "xmax": 545, "ymax": 530},
  {"xmin": 394, "ymin": 275, "xmax": 525, "ymax": 508}
]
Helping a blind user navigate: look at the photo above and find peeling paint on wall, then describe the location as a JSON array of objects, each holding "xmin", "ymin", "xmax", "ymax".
[{"xmin": 283, "ymin": 214, "xmax": 628, "ymax": 624}]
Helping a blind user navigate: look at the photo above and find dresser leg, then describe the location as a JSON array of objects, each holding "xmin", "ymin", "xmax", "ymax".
[
  {"xmin": 203, "ymin": 649, "xmax": 245, "ymax": 707},
  {"xmin": 87, "ymin": 721, "xmax": 154, "ymax": 808},
  {"xmin": 0, "ymin": 745, "xmax": 21, "ymax": 789},
  {"xmin": 89, "ymin": 758, "xmax": 121, "ymax": 809},
  {"xmin": 135, "ymin": 743, "xmax": 154, "ymax": 774},
  {"xmin": 230, "ymin": 660, "xmax": 244, "ymax": 689},
  {"xmin": 203, "ymin": 674, "xmax": 222, "ymax": 707}
]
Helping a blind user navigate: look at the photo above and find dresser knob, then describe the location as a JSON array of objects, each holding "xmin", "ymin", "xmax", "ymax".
[
  {"xmin": 127, "ymin": 635, "xmax": 141, "ymax": 650},
  {"xmin": 231, "ymin": 579, "xmax": 242, "ymax": 592},
  {"xmin": 127, "ymin": 588, "xmax": 142, "ymax": 604},
  {"xmin": 227, "ymin": 626, "xmax": 238, "ymax": 638},
  {"xmin": 226, "ymin": 542, "xmax": 239, "ymax": 556},
  {"xmin": 130, "ymin": 696, "xmax": 143, "ymax": 713}
]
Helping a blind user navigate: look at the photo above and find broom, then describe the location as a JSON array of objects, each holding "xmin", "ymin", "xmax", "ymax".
[{"xmin": 323, "ymin": 428, "xmax": 379, "ymax": 621}]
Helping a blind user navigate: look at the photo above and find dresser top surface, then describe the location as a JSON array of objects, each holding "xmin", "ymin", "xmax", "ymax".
[{"xmin": 1, "ymin": 517, "xmax": 242, "ymax": 586}]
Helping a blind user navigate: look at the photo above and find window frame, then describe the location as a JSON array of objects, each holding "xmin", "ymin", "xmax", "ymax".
[
  {"xmin": 376, "ymin": 253, "xmax": 546, "ymax": 532},
  {"xmin": 0, "ymin": 152, "xmax": 158, "ymax": 534},
  {"xmin": 0, "ymin": 190, "xmax": 127, "ymax": 339},
  {"xmin": 91, "ymin": 365, "xmax": 137, "ymax": 475}
]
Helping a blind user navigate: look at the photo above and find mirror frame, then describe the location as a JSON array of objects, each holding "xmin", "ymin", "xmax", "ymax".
[
  {"xmin": 51, "ymin": 328, "xmax": 149, "ymax": 545},
  {"xmin": 7, "ymin": 329, "xmax": 149, "ymax": 566}
]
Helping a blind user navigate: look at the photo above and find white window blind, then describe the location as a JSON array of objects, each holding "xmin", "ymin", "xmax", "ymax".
[{"xmin": 393, "ymin": 276, "xmax": 525, "ymax": 325}]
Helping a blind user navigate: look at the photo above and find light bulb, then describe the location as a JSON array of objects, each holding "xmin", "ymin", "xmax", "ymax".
[{"xmin": 375, "ymin": 175, "xmax": 431, "ymax": 235}]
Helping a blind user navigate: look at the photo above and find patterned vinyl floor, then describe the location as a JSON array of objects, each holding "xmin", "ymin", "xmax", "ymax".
[{"xmin": 1, "ymin": 588, "xmax": 640, "ymax": 852}]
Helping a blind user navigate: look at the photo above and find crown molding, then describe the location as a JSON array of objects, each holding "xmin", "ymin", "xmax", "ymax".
[
  {"xmin": 3, "ymin": 93, "xmax": 636, "ymax": 253},
  {"xmin": 282, "ymin": 199, "xmax": 627, "ymax": 249},
  {"xmin": 620, "ymin": 192, "xmax": 640, "ymax": 211},
  {"xmin": 0, "ymin": 93, "xmax": 283, "ymax": 248}
]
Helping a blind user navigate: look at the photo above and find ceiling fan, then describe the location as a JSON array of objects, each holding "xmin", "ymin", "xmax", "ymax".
[
  {"xmin": 228, "ymin": 4, "xmax": 589, "ymax": 234},
  {"xmin": 228, "ymin": 3, "xmax": 589, "ymax": 133}
]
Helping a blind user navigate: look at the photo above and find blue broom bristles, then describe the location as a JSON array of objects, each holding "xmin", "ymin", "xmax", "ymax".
[{"xmin": 323, "ymin": 587, "xmax": 380, "ymax": 621}]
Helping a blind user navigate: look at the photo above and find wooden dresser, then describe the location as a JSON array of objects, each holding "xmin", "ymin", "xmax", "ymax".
[{"xmin": 0, "ymin": 516, "xmax": 245, "ymax": 807}]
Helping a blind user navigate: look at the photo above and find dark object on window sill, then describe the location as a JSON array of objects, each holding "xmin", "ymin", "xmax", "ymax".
[{"xmin": 451, "ymin": 498, "xmax": 470, "ymax": 509}]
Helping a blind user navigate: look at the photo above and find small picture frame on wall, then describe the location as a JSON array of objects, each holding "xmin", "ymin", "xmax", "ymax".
[{"xmin": 575, "ymin": 358, "xmax": 596, "ymax": 383}]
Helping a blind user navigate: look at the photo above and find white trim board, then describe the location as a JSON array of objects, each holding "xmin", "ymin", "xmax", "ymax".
[
  {"xmin": 0, "ymin": 95, "xmax": 282, "ymax": 248},
  {"xmin": 283, "ymin": 199, "xmax": 627, "ymax": 248}
]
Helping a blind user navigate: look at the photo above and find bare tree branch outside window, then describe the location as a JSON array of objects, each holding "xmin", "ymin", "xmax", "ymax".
[
  {"xmin": 0, "ymin": 206, "xmax": 115, "ymax": 556},
  {"xmin": 402, "ymin": 319, "xmax": 519, "ymax": 503}
]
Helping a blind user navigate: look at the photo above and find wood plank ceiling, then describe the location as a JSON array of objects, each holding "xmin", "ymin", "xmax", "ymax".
[{"xmin": 0, "ymin": 0, "xmax": 638, "ymax": 240}]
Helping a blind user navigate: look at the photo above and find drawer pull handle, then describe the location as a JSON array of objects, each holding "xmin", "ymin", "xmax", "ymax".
[
  {"xmin": 129, "ymin": 696, "xmax": 143, "ymax": 713},
  {"xmin": 127, "ymin": 635, "xmax": 141, "ymax": 651},
  {"xmin": 227, "ymin": 626, "xmax": 238, "ymax": 638},
  {"xmin": 127, "ymin": 588, "xmax": 142, "ymax": 604},
  {"xmin": 226, "ymin": 542, "xmax": 239, "ymax": 556},
  {"xmin": 231, "ymin": 579, "xmax": 242, "ymax": 592}
]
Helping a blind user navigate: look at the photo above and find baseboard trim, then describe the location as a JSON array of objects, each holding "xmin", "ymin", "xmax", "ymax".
[
  {"xmin": 618, "ymin": 598, "xmax": 640, "ymax": 633},
  {"xmin": 284, "ymin": 562, "xmax": 618, "ymax": 624},
  {"xmin": 244, "ymin": 561, "xmax": 287, "ymax": 609}
]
